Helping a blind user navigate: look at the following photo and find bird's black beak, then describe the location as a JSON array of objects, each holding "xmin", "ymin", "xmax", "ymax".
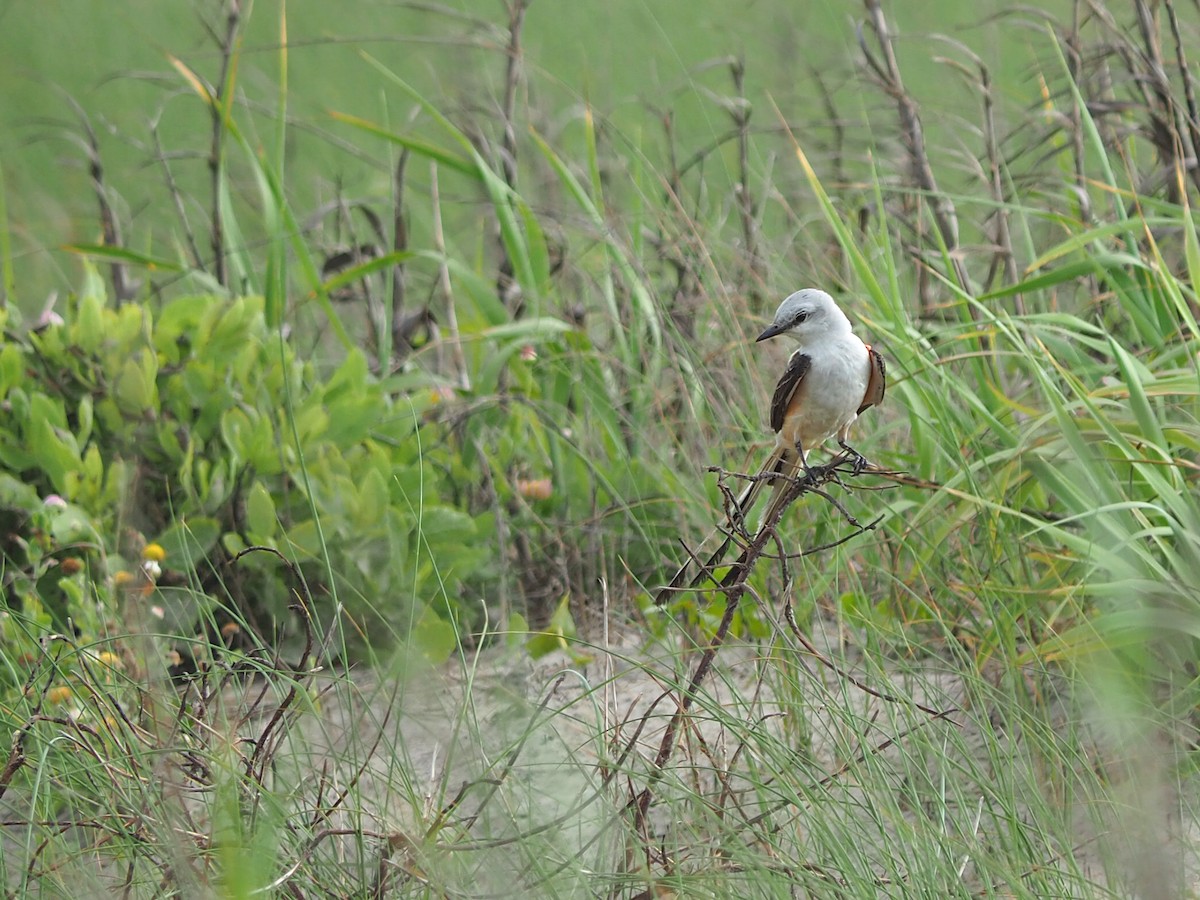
[{"xmin": 756, "ymin": 322, "xmax": 786, "ymax": 342}]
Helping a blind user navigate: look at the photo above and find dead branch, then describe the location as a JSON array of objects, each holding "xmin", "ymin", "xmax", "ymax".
[
  {"xmin": 860, "ymin": 0, "xmax": 970, "ymax": 296},
  {"xmin": 208, "ymin": 0, "xmax": 241, "ymax": 289},
  {"xmin": 495, "ymin": 0, "xmax": 530, "ymax": 315},
  {"xmin": 630, "ymin": 456, "xmax": 868, "ymax": 842},
  {"xmin": 390, "ymin": 148, "xmax": 411, "ymax": 368},
  {"xmin": 151, "ymin": 118, "xmax": 204, "ymax": 273},
  {"xmin": 62, "ymin": 97, "xmax": 135, "ymax": 303},
  {"xmin": 729, "ymin": 56, "xmax": 765, "ymax": 306}
]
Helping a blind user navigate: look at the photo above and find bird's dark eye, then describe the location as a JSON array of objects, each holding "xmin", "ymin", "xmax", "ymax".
[{"xmin": 793, "ymin": 311, "xmax": 808, "ymax": 325}]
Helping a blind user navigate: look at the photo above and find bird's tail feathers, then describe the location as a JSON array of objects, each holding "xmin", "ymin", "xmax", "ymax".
[{"xmin": 753, "ymin": 451, "xmax": 805, "ymax": 541}]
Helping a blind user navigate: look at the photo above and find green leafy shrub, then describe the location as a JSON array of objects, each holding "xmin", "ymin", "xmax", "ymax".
[{"xmin": 0, "ymin": 272, "xmax": 488, "ymax": 675}]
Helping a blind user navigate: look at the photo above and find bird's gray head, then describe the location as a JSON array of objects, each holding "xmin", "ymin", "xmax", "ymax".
[{"xmin": 756, "ymin": 289, "xmax": 853, "ymax": 344}]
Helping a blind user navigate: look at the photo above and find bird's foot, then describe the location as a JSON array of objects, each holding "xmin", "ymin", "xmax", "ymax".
[{"xmin": 837, "ymin": 440, "xmax": 872, "ymax": 475}]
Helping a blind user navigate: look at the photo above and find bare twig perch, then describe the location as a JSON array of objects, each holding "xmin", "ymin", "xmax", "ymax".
[{"xmin": 631, "ymin": 454, "xmax": 873, "ymax": 842}]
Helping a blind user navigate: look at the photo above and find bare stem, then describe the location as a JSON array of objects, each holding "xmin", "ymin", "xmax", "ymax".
[{"xmin": 209, "ymin": 0, "xmax": 241, "ymax": 289}]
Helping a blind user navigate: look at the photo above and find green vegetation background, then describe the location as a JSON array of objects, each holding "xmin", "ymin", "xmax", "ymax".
[
  {"xmin": 2, "ymin": 0, "xmax": 1056, "ymax": 307},
  {"xmin": 2, "ymin": 1, "xmax": 1199, "ymax": 895}
]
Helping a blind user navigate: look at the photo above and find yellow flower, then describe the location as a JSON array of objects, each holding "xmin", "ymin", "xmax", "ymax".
[
  {"xmin": 515, "ymin": 478, "xmax": 553, "ymax": 501},
  {"xmin": 427, "ymin": 386, "xmax": 456, "ymax": 405},
  {"xmin": 47, "ymin": 685, "xmax": 73, "ymax": 705},
  {"xmin": 143, "ymin": 543, "xmax": 166, "ymax": 562},
  {"xmin": 96, "ymin": 652, "xmax": 123, "ymax": 670},
  {"xmin": 113, "ymin": 571, "xmax": 136, "ymax": 588}
]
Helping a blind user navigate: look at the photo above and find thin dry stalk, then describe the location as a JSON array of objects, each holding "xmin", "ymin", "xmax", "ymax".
[
  {"xmin": 231, "ymin": 545, "xmax": 319, "ymax": 787},
  {"xmin": 208, "ymin": 0, "xmax": 241, "ymax": 289},
  {"xmin": 933, "ymin": 38, "xmax": 1022, "ymax": 310},
  {"xmin": 860, "ymin": 0, "xmax": 970, "ymax": 296},
  {"xmin": 978, "ymin": 60, "xmax": 1021, "ymax": 309},
  {"xmin": 431, "ymin": 162, "xmax": 470, "ymax": 389},
  {"xmin": 495, "ymin": 0, "xmax": 530, "ymax": 315},
  {"xmin": 730, "ymin": 57, "xmax": 765, "ymax": 306},
  {"xmin": 63, "ymin": 98, "xmax": 135, "ymax": 303},
  {"xmin": 813, "ymin": 67, "xmax": 848, "ymax": 190},
  {"xmin": 390, "ymin": 147, "xmax": 411, "ymax": 367},
  {"xmin": 1164, "ymin": 0, "xmax": 1200, "ymax": 196},
  {"xmin": 1066, "ymin": 1, "xmax": 1093, "ymax": 220},
  {"xmin": 1133, "ymin": 0, "xmax": 1197, "ymax": 200},
  {"xmin": 629, "ymin": 457, "xmax": 869, "ymax": 854},
  {"xmin": 151, "ymin": 119, "xmax": 204, "ymax": 273}
]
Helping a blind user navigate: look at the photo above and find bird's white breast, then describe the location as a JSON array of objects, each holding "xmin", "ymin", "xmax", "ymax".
[{"xmin": 782, "ymin": 334, "xmax": 871, "ymax": 450}]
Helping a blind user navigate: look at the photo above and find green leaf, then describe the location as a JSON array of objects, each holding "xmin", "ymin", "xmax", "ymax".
[
  {"xmin": 357, "ymin": 467, "xmax": 387, "ymax": 528},
  {"xmin": 410, "ymin": 605, "xmax": 457, "ymax": 664},
  {"xmin": 526, "ymin": 594, "xmax": 580, "ymax": 660},
  {"xmin": 505, "ymin": 612, "xmax": 529, "ymax": 649},
  {"xmin": 0, "ymin": 343, "xmax": 24, "ymax": 396},
  {"xmin": 114, "ymin": 352, "xmax": 158, "ymax": 415},
  {"xmin": 29, "ymin": 416, "xmax": 81, "ymax": 497},
  {"xmin": 415, "ymin": 506, "xmax": 477, "ymax": 543},
  {"xmin": 76, "ymin": 395, "xmax": 94, "ymax": 445},
  {"xmin": 64, "ymin": 243, "xmax": 184, "ymax": 273},
  {"xmin": 327, "ymin": 110, "xmax": 480, "ymax": 179},
  {"xmin": 284, "ymin": 518, "xmax": 321, "ymax": 558},
  {"xmin": 155, "ymin": 517, "xmax": 221, "ymax": 567},
  {"xmin": 45, "ymin": 502, "xmax": 100, "ymax": 545},
  {"xmin": 245, "ymin": 481, "xmax": 277, "ymax": 538},
  {"xmin": 220, "ymin": 407, "xmax": 256, "ymax": 467},
  {"xmin": 68, "ymin": 290, "xmax": 105, "ymax": 357}
]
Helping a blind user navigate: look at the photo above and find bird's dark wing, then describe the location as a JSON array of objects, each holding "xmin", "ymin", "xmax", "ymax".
[
  {"xmin": 769, "ymin": 352, "xmax": 812, "ymax": 433},
  {"xmin": 857, "ymin": 346, "xmax": 886, "ymax": 415}
]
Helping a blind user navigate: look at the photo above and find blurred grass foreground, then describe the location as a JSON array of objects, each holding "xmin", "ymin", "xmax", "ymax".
[{"xmin": 1, "ymin": 0, "xmax": 1200, "ymax": 896}]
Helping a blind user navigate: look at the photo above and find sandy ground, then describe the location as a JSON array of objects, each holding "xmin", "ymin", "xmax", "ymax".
[
  {"xmin": 275, "ymin": 618, "xmax": 1200, "ymax": 897},
  {"xmin": 3, "ymin": 616, "xmax": 1197, "ymax": 896}
]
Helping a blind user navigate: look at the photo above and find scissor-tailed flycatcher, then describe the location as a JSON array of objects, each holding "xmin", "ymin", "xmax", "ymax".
[{"xmin": 656, "ymin": 288, "xmax": 886, "ymax": 605}]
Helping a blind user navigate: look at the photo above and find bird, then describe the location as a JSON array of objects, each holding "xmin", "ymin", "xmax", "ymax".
[{"xmin": 655, "ymin": 289, "xmax": 886, "ymax": 605}]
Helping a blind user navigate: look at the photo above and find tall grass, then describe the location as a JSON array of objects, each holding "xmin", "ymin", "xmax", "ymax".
[{"xmin": 2, "ymin": 0, "xmax": 1199, "ymax": 896}]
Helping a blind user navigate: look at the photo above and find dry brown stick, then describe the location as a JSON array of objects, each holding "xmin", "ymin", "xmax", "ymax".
[
  {"xmin": 430, "ymin": 163, "xmax": 469, "ymax": 389},
  {"xmin": 628, "ymin": 458, "xmax": 857, "ymax": 840},
  {"xmin": 1164, "ymin": 0, "xmax": 1200, "ymax": 197},
  {"xmin": 782, "ymin": 601, "xmax": 949, "ymax": 718},
  {"xmin": 390, "ymin": 148, "xmax": 411, "ymax": 369},
  {"xmin": 308, "ymin": 698, "xmax": 394, "ymax": 831},
  {"xmin": 62, "ymin": 97, "xmax": 134, "ymax": 303},
  {"xmin": 208, "ymin": 0, "xmax": 241, "ymax": 289},
  {"xmin": 742, "ymin": 705, "xmax": 956, "ymax": 833},
  {"xmin": 860, "ymin": 0, "xmax": 969, "ymax": 294},
  {"xmin": 977, "ymin": 58, "xmax": 1021, "ymax": 311},
  {"xmin": 495, "ymin": 0, "xmax": 530, "ymax": 315},
  {"xmin": 0, "ymin": 720, "xmax": 32, "ymax": 801},
  {"xmin": 1133, "ymin": 0, "xmax": 1196, "ymax": 200},
  {"xmin": 151, "ymin": 120, "xmax": 204, "ymax": 273},
  {"xmin": 451, "ymin": 672, "xmax": 568, "ymax": 834},
  {"xmin": 499, "ymin": 0, "xmax": 528, "ymax": 192},
  {"xmin": 1065, "ymin": 1, "xmax": 1092, "ymax": 222},
  {"xmin": 231, "ymin": 545, "xmax": 318, "ymax": 786},
  {"xmin": 810, "ymin": 65, "xmax": 847, "ymax": 190},
  {"xmin": 1, "ymin": 639, "xmax": 92, "ymax": 800},
  {"xmin": 445, "ymin": 685, "xmax": 676, "ymax": 856},
  {"xmin": 929, "ymin": 37, "xmax": 1021, "ymax": 310},
  {"xmin": 730, "ymin": 56, "xmax": 764, "ymax": 306}
]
